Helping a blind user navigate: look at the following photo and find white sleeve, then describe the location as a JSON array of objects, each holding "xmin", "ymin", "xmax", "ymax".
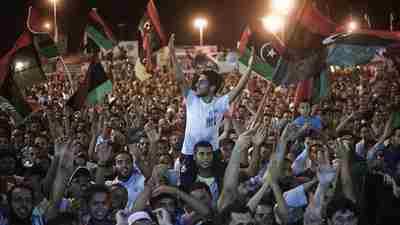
[
  {"xmin": 216, "ymin": 94, "xmax": 230, "ymax": 113},
  {"xmin": 185, "ymin": 90, "xmax": 196, "ymax": 107},
  {"xmin": 291, "ymin": 148, "xmax": 309, "ymax": 176}
]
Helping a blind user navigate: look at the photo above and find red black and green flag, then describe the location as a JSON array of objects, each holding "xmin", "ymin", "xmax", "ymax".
[
  {"xmin": 0, "ymin": 32, "xmax": 46, "ymax": 121},
  {"xmin": 67, "ymin": 58, "xmax": 112, "ymax": 110},
  {"xmin": 85, "ymin": 8, "xmax": 117, "ymax": 51},
  {"xmin": 138, "ymin": 0, "xmax": 167, "ymax": 72},
  {"xmin": 27, "ymin": 6, "xmax": 59, "ymax": 59},
  {"xmin": 271, "ymin": 0, "xmax": 328, "ymax": 86},
  {"xmin": 237, "ymin": 24, "xmax": 281, "ymax": 81}
]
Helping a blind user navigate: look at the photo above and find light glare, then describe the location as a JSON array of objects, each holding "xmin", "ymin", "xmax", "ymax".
[{"xmin": 262, "ymin": 15, "xmax": 285, "ymax": 33}]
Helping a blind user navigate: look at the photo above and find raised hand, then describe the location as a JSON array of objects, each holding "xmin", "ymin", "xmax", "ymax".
[
  {"xmin": 144, "ymin": 121, "xmax": 161, "ymax": 144},
  {"xmin": 334, "ymin": 138, "xmax": 351, "ymax": 161},
  {"xmin": 58, "ymin": 139, "xmax": 75, "ymax": 173},
  {"xmin": 317, "ymin": 149, "xmax": 336, "ymax": 187},
  {"xmin": 252, "ymin": 124, "xmax": 268, "ymax": 147},
  {"xmin": 237, "ymin": 124, "xmax": 259, "ymax": 149},
  {"xmin": 153, "ymin": 208, "xmax": 173, "ymax": 225},
  {"xmin": 168, "ymin": 34, "xmax": 177, "ymax": 64}
]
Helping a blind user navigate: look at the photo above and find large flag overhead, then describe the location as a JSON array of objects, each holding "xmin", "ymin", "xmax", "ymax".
[
  {"xmin": 67, "ymin": 58, "xmax": 112, "ymax": 110},
  {"xmin": 85, "ymin": 8, "xmax": 117, "ymax": 51},
  {"xmin": 0, "ymin": 32, "xmax": 47, "ymax": 120},
  {"xmin": 271, "ymin": 0, "xmax": 327, "ymax": 86},
  {"xmin": 237, "ymin": 25, "xmax": 280, "ymax": 81},
  {"xmin": 138, "ymin": 0, "xmax": 167, "ymax": 72},
  {"xmin": 27, "ymin": 6, "xmax": 59, "ymax": 59}
]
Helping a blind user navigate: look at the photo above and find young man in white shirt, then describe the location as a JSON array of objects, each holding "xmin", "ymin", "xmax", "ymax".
[{"xmin": 169, "ymin": 33, "xmax": 254, "ymax": 161}]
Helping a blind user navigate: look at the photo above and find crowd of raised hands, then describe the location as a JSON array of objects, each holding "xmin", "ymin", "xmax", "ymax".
[{"xmin": 0, "ymin": 36, "xmax": 400, "ymax": 225}]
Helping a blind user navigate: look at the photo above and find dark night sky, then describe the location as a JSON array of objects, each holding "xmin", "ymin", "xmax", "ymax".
[{"xmin": 1, "ymin": 0, "xmax": 400, "ymax": 55}]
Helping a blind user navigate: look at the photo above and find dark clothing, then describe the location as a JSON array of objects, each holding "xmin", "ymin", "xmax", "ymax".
[{"xmin": 364, "ymin": 173, "xmax": 400, "ymax": 225}]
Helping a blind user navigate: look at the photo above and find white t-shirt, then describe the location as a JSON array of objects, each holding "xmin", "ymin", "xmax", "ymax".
[{"xmin": 182, "ymin": 90, "xmax": 230, "ymax": 155}]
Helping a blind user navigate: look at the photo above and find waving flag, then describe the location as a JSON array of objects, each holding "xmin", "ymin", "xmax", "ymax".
[
  {"xmin": 27, "ymin": 6, "xmax": 59, "ymax": 59},
  {"xmin": 67, "ymin": 58, "xmax": 112, "ymax": 110},
  {"xmin": 0, "ymin": 32, "xmax": 46, "ymax": 120},
  {"xmin": 85, "ymin": 8, "xmax": 117, "ymax": 51},
  {"xmin": 237, "ymin": 25, "xmax": 280, "ymax": 81},
  {"xmin": 138, "ymin": 0, "xmax": 167, "ymax": 72}
]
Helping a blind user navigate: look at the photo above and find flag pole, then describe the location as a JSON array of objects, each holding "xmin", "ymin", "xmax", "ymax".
[
  {"xmin": 391, "ymin": 13, "xmax": 395, "ymax": 31},
  {"xmin": 58, "ymin": 56, "xmax": 75, "ymax": 96}
]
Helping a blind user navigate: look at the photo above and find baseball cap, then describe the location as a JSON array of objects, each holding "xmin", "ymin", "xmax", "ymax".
[{"xmin": 128, "ymin": 211, "xmax": 152, "ymax": 225}]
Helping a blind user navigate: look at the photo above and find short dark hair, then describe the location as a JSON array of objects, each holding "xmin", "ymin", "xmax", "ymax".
[
  {"xmin": 190, "ymin": 182, "xmax": 212, "ymax": 197},
  {"xmin": 85, "ymin": 184, "xmax": 111, "ymax": 205},
  {"xmin": 47, "ymin": 212, "xmax": 79, "ymax": 225},
  {"xmin": 202, "ymin": 70, "xmax": 223, "ymax": 92},
  {"xmin": 219, "ymin": 203, "xmax": 252, "ymax": 225},
  {"xmin": 113, "ymin": 151, "xmax": 133, "ymax": 164},
  {"xmin": 193, "ymin": 141, "xmax": 213, "ymax": 154},
  {"xmin": 326, "ymin": 197, "xmax": 358, "ymax": 221}
]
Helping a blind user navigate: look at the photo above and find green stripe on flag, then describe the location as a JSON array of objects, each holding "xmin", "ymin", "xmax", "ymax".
[
  {"xmin": 86, "ymin": 26, "xmax": 114, "ymax": 50},
  {"xmin": 87, "ymin": 80, "xmax": 112, "ymax": 105},
  {"xmin": 38, "ymin": 45, "xmax": 59, "ymax": 59},
  {"xmin": 239, "ymin": 48, "xmax": 274, "ymax": 80}
]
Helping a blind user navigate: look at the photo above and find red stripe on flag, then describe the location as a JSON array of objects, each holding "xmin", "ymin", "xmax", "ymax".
[
  {"xmin": 89, "ymin": 10, "xmax": 116, "ymax": 43},
  {"xmin": 0, "ymin": 32, "xmax": 33, "ymax": 86},
  {"xmin": 238, "ymin": 26, "xmax": 251, "ymax": 56},
  {"xmin": 301, "ymin": 4, "xmax": 338, "ymax": 36},
  {"xmin": 147, "ymin": 0, "xmax": 167, "ymax": 46}
]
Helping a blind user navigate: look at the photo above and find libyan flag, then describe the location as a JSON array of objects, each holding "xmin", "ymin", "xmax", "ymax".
[
  {"xmin": 0, "ymin": 31, "xmax": 46, "ymax": 121},
  {"xmin": 138, "ymin": 0, "xmax": 167, "ymax": 72},
  {"xmin": 27, "ymin": 6, "xmax": 59, "ymax": 59},
  {"xmin": 67, "ymin": 59, "xmax": 112, "ymax": 110},
  {"xmin": 85, "ymin": 8, "xmax": 116, "ymax": 51},
  {"xmin": 237, "ymin": 25, "xmax": 280, "ymax": 81}
]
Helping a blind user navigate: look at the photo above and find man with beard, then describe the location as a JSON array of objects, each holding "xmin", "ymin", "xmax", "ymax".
[
  {"xmin": 106, "ymin": 151, "xmax": 145, "ymax": 211},
  {"xmin": 181, "ymin": 141, "xmax": 224, "ymax": 206}
]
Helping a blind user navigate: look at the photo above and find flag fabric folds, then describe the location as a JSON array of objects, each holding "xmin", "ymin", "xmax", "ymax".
[
  {"xmin": 67, "ymin": 59, "xmax": 112, "ymax": 110},
  {"xmin": 0, "ymin": 31, "xmax": 46, "ymax": 119},
  {"xmin": 88, "ymin": 9, "xmax": 116, "ymax": 44},
  {"xmin": 85, "ymin": 26, "xmax": 115, "ymax": 50},
  {"xmin": 27, "ymin": 6, "xmax": 59, "ymax": 59},
  {"xmin": 138, "ymin": 0, "xmax": 167, "ymax": 72},
  {"xmin": 86, "ymin": 9, "xmax": 117, "ymax": 51},
  {"xmin": 237, "ymin": 25, "xmax": 280, "ymax": 81}
]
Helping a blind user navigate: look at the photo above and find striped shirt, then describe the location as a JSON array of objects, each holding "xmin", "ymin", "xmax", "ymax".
[{"xmin": 182, "ymin": 90, "xmax": 230, "ymax": 155}]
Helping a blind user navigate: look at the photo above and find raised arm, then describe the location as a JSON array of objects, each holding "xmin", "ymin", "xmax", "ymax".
[
  {"xmin": 45, "ymin": 139, "xmax": 76, "ymax": 220},
  {"xmin": 304, "ymin": 150, "xmax": 336, "ymax": 225},
  {"xmin": 228, "ymin": 47, "xmax": 254, "ymax": 104},
  {"xmin": 218, "ymin": 126, "xmax": 256, "ymax": 212},
  {"xmin": 336, "ymin": 139, "xmax": 356, "ymax": 203},
  {"xmin": 169, "ymin": 34, "xmax": 189, "ymax": 97}
]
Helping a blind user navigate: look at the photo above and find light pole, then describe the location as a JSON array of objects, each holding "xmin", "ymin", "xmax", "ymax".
[
  {"xmin": 194, "ymin": 18, "xmax": 207, "ymax": 46},
  {"xmin": 50, "ymin": 0, "xmax": 58, "ymax": 43}
]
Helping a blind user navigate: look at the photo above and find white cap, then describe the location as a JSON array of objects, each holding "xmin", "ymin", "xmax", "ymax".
[{"xmin": 128, "ymin": 211, "xmax": 152, "ymax": 225}]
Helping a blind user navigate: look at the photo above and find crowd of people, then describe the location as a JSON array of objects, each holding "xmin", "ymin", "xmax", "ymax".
[{"xmin": 0, "ymin": 34, "xmax": 399, "ymax": 225}]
